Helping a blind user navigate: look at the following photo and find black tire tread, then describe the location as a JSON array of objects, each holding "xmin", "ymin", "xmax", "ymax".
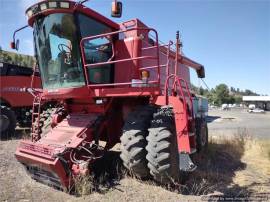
[
  {"xmin": 146, "ymin": 106, "xmax": 180, "ymax": 184},
  {"xmin": 0, "ymin": 106, "xmax": 16, "ymax": 139},
  {"xmin": 195, "ymin": 118, "xmax": 209, "ymax": 152},
  {"xmin": 120, "ymin": 105, "xmax": 156, "ymax": 178}
]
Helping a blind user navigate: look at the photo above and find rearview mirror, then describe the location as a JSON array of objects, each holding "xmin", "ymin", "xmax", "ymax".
[
  {"xmin": 10, "ymin": 39, "xmax": 20, "ymax": 51},
  {"xmin": 197, "ymin": 66, "xmax": 205, "ymax": 78},
  {"xmin": 15, "ymin": 39, "xmax": 20, "ymax": 50},
  {"xmin": 111, "ymin": 1, "xmax": 122, "ymax": 18},
  {"xmin": 10, "ymin": 42, "xmax": 16, "ymax": 49},
  {"xmin": 11, "ymin": 25, "xmax": 29, "ymax": 51}
]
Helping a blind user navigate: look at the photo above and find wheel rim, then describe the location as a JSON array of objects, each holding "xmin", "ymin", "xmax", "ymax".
[{"xmin": 0, "ymin": 114, "xmax": 10, "ymax": 132}]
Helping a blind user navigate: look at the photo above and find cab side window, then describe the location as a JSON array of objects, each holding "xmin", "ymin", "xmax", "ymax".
[{"xmin": 78, "ymin": 14, "xmax": 114, "ymax": 84}]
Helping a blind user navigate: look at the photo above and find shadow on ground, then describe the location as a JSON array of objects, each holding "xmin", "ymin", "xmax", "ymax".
[
  {"xmin": 183, "ymin": 141, "xmax": 247, "ymax": 196},
  {"xmin": 0, "ymin": 128, "xmax": 30, "ymax": 141},
  {"xmin": 80, "ymin": 138, "xmax": 268, "ymax": 198},
  {"xmin": 207, "ymin": 116, "xmax": 221, "ymax": 123},
  {"xmin": 72, "ymin": 150, "xmax": 127, "ymax": 196}
]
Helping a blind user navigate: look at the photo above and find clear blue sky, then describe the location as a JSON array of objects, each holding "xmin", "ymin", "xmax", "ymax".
[{"xmin": 0, "ymin": 0, "xmax": 269, "ymax": 94}]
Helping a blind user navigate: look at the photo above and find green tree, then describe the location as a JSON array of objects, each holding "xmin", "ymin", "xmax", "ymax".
[
  {"xmin": 199, "ymin": 87, "xmax": 204, "ymax": 95},
  {"xmin": 205, "ymin": 89, "xmax": 215, "ymax": 104},
  {"xmin": 244, "ymin": 89, "xmax": 258, "ymax": 96},
  {"xmin": 234, "ymin": 96, "xmax": 242, "ymax": 104},
  {"xmin": 214, "ymin": 84, "xmax": 230, "ymax": 106},
  {"xmin": 14, "ymin": 54, "xmax": 20, "ymax": 65}
]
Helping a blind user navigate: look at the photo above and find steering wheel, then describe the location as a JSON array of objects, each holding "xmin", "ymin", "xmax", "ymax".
[
  {"xmin": 97, "ymin": 44, "xmax": 111, "ymax": 53},
  {"xmin": 58, "ymin": 43, "xmax": 72, "ymax": 65},
  {"xmin": 58, "ymin": 43, "xmax": 71, "ymax": 54}
]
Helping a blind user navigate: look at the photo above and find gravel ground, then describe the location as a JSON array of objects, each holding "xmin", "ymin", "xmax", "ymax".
[{"xmin": 208, "ymin": 108, "xmax": 270, "ymax": 139}]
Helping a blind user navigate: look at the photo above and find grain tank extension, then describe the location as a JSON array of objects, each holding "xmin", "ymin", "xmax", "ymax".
[{"xmin": 13, "ymin": 0, "xmax": 208, "ymax": 191}]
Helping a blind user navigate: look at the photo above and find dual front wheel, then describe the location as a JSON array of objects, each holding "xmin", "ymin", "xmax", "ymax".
[{"xmin": 120, "ymin": 106, "xmax": 180, "ymax": 184}]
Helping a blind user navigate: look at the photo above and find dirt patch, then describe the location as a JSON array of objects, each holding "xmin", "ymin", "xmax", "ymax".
[{"xmin": 0, "ymin": 130, "xmax": 270, "ymax": 201}]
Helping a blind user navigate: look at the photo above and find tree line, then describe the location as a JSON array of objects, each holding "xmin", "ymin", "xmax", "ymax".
[
  {"xmin": 191, "ymin": 83, "xmax": 260, "ymax": 106},
  {"xmin": 0, "ymin": 48, "xmax": 34, "ymax": 68}
]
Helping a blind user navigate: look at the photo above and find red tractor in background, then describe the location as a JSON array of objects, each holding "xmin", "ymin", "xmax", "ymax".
[
  {"xmin": 0, "ymin": 62, "xmax": 41, "ymax": 139},
  {"xmin": 12, "ymin": 0, "xmax": 208, "ymax": 191}
]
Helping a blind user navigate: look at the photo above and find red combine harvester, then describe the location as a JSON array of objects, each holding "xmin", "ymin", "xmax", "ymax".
[
  {"xmin": 0, "ymin": 62, "xmax": 41, "ymax": 138},
  {"xmin": 13, "ymin": 0, "xmax": 208, "ymax": 191}
]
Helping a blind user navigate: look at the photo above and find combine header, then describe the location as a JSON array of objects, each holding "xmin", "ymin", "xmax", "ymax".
[{"xmin": 12, "ymin": 0, "xmax": 208, "ymax": 191}]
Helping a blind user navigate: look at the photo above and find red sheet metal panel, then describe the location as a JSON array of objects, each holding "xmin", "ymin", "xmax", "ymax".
[{"xmin": 38, "ymin": 114, "xmax": 98, "ymax": 148}]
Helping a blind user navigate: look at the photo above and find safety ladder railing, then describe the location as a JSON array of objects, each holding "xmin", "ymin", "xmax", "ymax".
[
  {"xmin": 163, "ymin": 40, "xmax": 194, "ymax": 118},
  {"xmin": 164, "ymin": 74, "xmax": 191, "ymax": 118},
  {"xmin": 31, "ymin": 95, "xmax": 42, "ymax": 142},
  {"xmin": 173, "ymin": 78, "xmax": 194, "ymax": 118},
  {"xmin": 80, "ymin": 27, "xmax": 161, "ymax": 88},
  {"xmin": 163, "ymin": 38, "xmax": 196, "ymax": 153}
]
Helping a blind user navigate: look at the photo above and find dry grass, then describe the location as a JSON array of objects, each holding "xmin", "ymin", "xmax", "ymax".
[
  {"xmin": 74, "ymin": 174, "xmax": 95, "ymax": 196},
  {"xmin": 175, "ymin": 129, "xmax": 248, "ymax": 195},
  {"xmin": 68, "ymin": 128, "xmax": 270, "ymax": 198},
  {"xmin": 73, "ymin": 151, "xmax": 126, "ymax": 196},
  {"xmin": 169, "ymin": 128, "xmax": 270, "ymax": 197},
  {"xmin": 261, "ymin": 141, "xmax": 270, "ymax": 161}
]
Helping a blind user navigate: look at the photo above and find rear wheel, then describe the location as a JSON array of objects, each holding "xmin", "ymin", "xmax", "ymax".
[
  {"xmin": 0, "ymin": 106, "xmax": 16, "ymax": 139},
  {"xmin": 195, "ymin": 119, "xmax": 208, "ymax": 152},
  {"xmin": 146, "ymin": 106, "xmax": 180, "ymax": 184},
  {"xmin": 120, "ymin": 105, "xmax": 156, "ymax": 178}
]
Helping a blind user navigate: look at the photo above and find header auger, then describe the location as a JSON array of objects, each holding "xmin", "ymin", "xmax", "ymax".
[{"xmin": 13, "ymin": 0, "xmax": 208, "ymax": 191}]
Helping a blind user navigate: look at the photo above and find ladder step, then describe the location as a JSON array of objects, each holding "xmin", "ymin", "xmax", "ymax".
[
  {"xmin": 189, "ymin": 132, "xmax": 195, "ymax": 137},
  {"xmin": 190, "ymin": 148, "xmax": 197, "ymax": 154}
]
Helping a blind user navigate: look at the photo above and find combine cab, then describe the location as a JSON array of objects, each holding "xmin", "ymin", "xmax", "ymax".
[{"xmin": 13, "ymin": 0, "xmax": 208, "ymax": 191}]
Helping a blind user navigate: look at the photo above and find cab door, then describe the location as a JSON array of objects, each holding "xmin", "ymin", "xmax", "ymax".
[{"xmin": 78, "ymin": 14, "xmax": 115, "ymax": 84}]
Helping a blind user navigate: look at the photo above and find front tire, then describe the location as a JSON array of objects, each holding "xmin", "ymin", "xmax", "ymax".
[
  {"xmin": 146, "ymin": 106, "xmax": 180, "ymax": 184},
  {"xmin": 0, "ymin": 106, "xmax": 16, "ymax": 139},
  {"xmin": 120, "ymin": 105, "xmax": 156, "ymax": 178}
]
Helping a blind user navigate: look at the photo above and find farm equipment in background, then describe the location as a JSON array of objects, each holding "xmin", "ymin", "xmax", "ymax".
[
  {"xmin": 0, "ymin": 62, "xmax": 41, "ymax": 138},
  {"xmin": 12, "ymin": 0, "xmax": 208, "ymax": 191}
]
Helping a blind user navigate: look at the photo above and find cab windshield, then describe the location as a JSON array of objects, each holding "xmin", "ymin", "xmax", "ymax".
[{"xmin": 34, "ymin": 13, "xmax": 85, "ymax": 89}]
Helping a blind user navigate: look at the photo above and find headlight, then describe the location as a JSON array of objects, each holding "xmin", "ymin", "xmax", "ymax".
[
  {"xmin": 40, "ymin": 3, "xmax": 47, "ymax": 11},
  {"xmin": 48, "ymin": 2, "xmax": 57, "ymax": 8},
  {"xmin": 60, "ymin": 2, "xmax": 70, "ymax": 9},
  {"xmin": 26, "ymin": 9, "xmax": 33, "ymax": 18}
]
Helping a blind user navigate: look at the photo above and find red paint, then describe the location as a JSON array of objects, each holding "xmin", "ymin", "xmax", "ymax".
[{"xmin": 0, "ymin": 76, "xmax": 41, "ymax": 107}]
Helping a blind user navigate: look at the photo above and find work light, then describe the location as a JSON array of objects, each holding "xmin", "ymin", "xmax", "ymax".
[
  {"xmin": 40, "ymin": 3, "xmax": 47, "ymax": 11},
  {"xmin": 26, "ymin": 9, "xmax": 33, "ymax": 18},
  {"xmin": 60, "ymin": 2, "xmax": 70, "ymax": 9},
  {"xmin": 48, "ymin": 2, "xmax": 57, "ymax": 8}
]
